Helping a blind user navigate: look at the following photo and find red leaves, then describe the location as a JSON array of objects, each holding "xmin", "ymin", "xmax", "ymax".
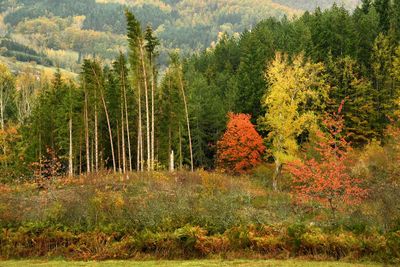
[
  {"xmin": 286, "ymin": 110, "xmax": 367, "ymax": 213},
  {"xmin": 217, "ymin": 113, "xmax": 265, "ymax": 174}
]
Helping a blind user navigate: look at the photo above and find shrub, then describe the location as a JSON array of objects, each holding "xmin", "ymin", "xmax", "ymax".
[{"xmin": 217, "ymin": 113, "xmax": 265, "ymax": 174}]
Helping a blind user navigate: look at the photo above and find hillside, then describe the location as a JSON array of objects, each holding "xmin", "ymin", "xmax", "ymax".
[{"xmin": 0, "ymin": 0, "xmax": 359, "ymax": 71}]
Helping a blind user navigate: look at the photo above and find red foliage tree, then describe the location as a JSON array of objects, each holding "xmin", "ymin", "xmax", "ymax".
[
  {"xmin": 286, "ymin": 102, "xmax": 368, "ymax": 215},
  {"xmin": 217, "ymin": 113, "xmax": 265, "ymax": 174}
]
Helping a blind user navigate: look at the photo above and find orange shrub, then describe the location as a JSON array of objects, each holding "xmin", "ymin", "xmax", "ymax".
[{"xmin": 217, "ymin": 113, "xmax": 265, "ymax": 174}]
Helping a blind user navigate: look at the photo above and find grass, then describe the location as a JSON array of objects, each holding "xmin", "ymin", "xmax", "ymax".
[{"xmin": 0, "ymin": 260, "xmax": 382, "ymax": 267}]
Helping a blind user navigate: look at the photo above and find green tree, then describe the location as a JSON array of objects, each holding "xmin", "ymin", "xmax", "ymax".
[
  {"xmin": 374, "ymin": 0, "xmax": 391, "ymax": 33},
  {"xmin": 371, "ymin": 34, "xmax": 398, "ymax": 134},
  {"xmin": 326, "ymin": 56, "xmax": 377, "ymax": 145},
  {"xmin": 145, "ymin": 24, "xmax": 160, "ymax": 170},
  {"xmin": 0, "ymin": 63, "xmax": 15, "ymax": 131}
]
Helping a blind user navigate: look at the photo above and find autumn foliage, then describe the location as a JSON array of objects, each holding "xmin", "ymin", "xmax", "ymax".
[
  {"xmin": 286, "ymin": 103, "xmax": 367, "ymax": 214},
  {"xmin": 217, "ymin": 113, "xmax": 265, "ymax": 174}
]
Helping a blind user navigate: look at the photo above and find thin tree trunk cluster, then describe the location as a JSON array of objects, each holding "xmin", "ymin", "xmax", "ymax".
[{"xmin": 64, "ymin": 12, "xmax": 195, "ymax": 176}]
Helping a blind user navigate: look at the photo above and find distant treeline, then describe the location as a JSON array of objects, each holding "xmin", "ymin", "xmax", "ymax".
[{"xmin": 0, "ymin": 39, "xmax": 53, "ymax": 66}]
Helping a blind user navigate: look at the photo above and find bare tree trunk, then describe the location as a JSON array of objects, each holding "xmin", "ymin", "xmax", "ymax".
[
  {"xmin": 121, "ymin": 65, "xmax": 132, "ymax": 172},
  {"xmin": 178, "ymin": 70, "xmax": 194, "ymax": 172},
  {"xmin": 272, "ymin": 159, "xmax": 282, "ymax": 191},
  {"xmin": 150, "ymin": 56, "xmax": 156, "ymax": 171},
  {"xmin": 139, "ymin": 43, "xmax": 150, "ymax": 171},
  {"xmin": 90, "ymin": 65, "xmax": 116, "ymax": 173},
  {"xmin": 117, "ymin": 121, "xmax": 121, "ymax": 172},
  {"xmin": 68, "ymin": 111, "xmax": 73, "ymax": 177},
  {"xmin": 94, "ymin": 98, "xmax": 98, "ymax": 172},
  {"xmin": 100, "ymin": 90, "xmax": 116, "ymax": 173},
  {"xmin": 137, "ymin": 124, "xmax": 140, "ymax": 171},
  {"xmin": 170, "ymin": 150, "xmax": 174, "ymax": 172},
  {"xmin": 179, "ymin": 124, "xmax": 183, "ymax": 170},
  {"xmin": 121, "ymin": 95, "xmax": 126, "ymax": 174},
  {"xmin": 91, "ymin": 136, "xmax": 94, "ymax": 172},
  {"xmin": 79, "ymin": 128, "xmax": 82, "ymax": 176},
  {"xmin": 84, "ymin": 90, "xmax": 90, "ymax": 173},
  {"xmin": 137, "ymin": 81, "xmax": 144, "ymax": 172}
]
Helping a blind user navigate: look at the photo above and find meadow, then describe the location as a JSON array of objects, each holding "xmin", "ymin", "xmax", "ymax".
[
  {"xmin": 0, "ymin": 171, "xmax": 399, "ymax": 264},
  {"xmin": 0, "ymin": 259, "xmax": 382, "ymax": 267}
]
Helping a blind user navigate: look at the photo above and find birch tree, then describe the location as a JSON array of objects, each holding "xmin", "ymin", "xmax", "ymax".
[{"xmin": 261, "ymin": 53, "xmax": 328, "ymax": 191}]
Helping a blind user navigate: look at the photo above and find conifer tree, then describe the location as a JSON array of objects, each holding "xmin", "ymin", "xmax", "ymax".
[
  {"xmin": 126, "ymin": 10, "xmax": 150, "ymax": 171},
  {"xmin": 326, "ymin": 56, "xmax": 377, "ymax": 145},
  {"xmin": 371, "ymin": 34, "xmax": 397, "ymax": 134},
  {"xmin": 375, "ymin": 0, "xmax": 391, "ymax": 33},
  {"xmin": 145, "ymin": 25, "xmax": 160, "ymax": 171}
]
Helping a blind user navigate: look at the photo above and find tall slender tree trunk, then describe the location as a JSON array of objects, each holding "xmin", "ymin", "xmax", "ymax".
[
  {"xmin": 121, "ymin": 64, "xmax": 132, "ymax": 172},
  {"xmin": 139, "ymin": 43, "xmax": 151, "ymax": 171},
  {"xmin": 94, "ymin": 97, "xmax": 98, "ymax": 172},
  {"xmin": 121, "ymin": 94, "xmax": 126, "ymax": 174},
  {"xmin": 137, "ymin": 81, "xmax": 144, "ymax": 172},
  {"xmin": 178, "ymin": 70, "xmax": 194, "ymax": 172},
  {"xmin": 179, "ymin": 124, "xmax": 183, "ymax": 170},
  {"xmin": 117, "ymin": 121, "xmax": 121, "ymax": 172},
  {"xmin": 68, "ymin": 109, "xmax": 73, "ymax": 177},
  {"xmin": 91, "ymin": 136, "xmax": 94, "ymax": 172},
  {"xmin": 84, "ymin": 90, "xmax": 90, "ymax": 173},
  {"xmin": 168, "ymin": 77, "xmax": 172, "ymax": 171},
  {"xmin": 100, "ymin": 91, "xmax": 116, "ymax": 173},
  {"xmin": 79, "ymin": 128, "xmax": 82, "ymax": 176},
  {"xmin": 91, "ymin": 65, "xmax": 116, "ymax": 173},
  {"xmin": 68, "ymin": 84, "xmax": 74, "ymax": 178},
  {"xmin": 137, "ymin": 124, "xmax": 140, "ymax": 171},
  {"xmin": 150, "ymin": 56, "xmax": 156, "ymax": 171},
  {"xmin": 39, "ymin": 132, "xmax": 42, "ymax": 176}
]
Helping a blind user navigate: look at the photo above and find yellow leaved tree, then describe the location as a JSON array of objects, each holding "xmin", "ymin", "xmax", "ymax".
[{"xmin": 261, "ymin": 52, "xmax": 328, "ymax": 191}]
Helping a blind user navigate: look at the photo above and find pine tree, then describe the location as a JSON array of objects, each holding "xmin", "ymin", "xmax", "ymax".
[
  {"xmin": 113, "ymin": 53, "xmax": 132, "ymax": 172},
  {"xmin": 126, "ymin": 10, "xmax": 150, "ymax": 171},
  {"xmin": 145, "ymin": 24, "xmax": 160, "ymax": 171},
  {"xmin": 326, "ymin": 56, "xmax": 377, "ymax": 145},
  {"xmin": 361, "ymin": 0, "xmax": 372, "ymax": 14},
  {"xmin": 375, "ymin": 0, "xmax": 391, "ymax": 33},
  {"xmin": 392, "ymin": 0, "xmax": 400, "ymax": 41},
  {"xmin": 371, "ymin": 34, "xmax": 397, "ymax": 134},
  {"xmin": 171, "ymin": 54, "xmax": 194, "ymax": 172}
]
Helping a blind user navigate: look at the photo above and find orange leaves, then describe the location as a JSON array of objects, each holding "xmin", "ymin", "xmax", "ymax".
[
  {"xmin": 286, "ymin": 110, "xmax": 367, "ymax": 213},
  {"xmin": 217, "ymin": 113, "xmax": 265, "ymax": 174}
]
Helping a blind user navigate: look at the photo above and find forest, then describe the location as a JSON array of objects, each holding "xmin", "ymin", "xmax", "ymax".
[
  {"xmin": 0, "ymin": 0, "xmax": 358, "ymax": 70},
  {"xmin": 0, "ymin": 0, "xmax": 400, "ymax": 265}
]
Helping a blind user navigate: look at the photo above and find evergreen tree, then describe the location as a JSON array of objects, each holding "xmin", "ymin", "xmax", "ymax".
[
  {"xmin": 326, "ymin": 56, "xmax": 377, "ymax": 145},
  {"xmin": 145, "ymin": 25, "xmax": 160, "ymax": 170},
  {"xmin": 375, "ymin": 0, "xmax": 391, "ymax": 33},
  {"xmin": 361, "ymin": 0, "xmax": 372, "ymax": 14},
  {"xmin": 371, "ymin": 34, "xmax": 397, "ymax": 134}
]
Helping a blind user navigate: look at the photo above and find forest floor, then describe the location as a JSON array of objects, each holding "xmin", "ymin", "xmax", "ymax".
[{"xmin": 0, "ymin": 260, "xmax": 382, "ymax": 267}]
